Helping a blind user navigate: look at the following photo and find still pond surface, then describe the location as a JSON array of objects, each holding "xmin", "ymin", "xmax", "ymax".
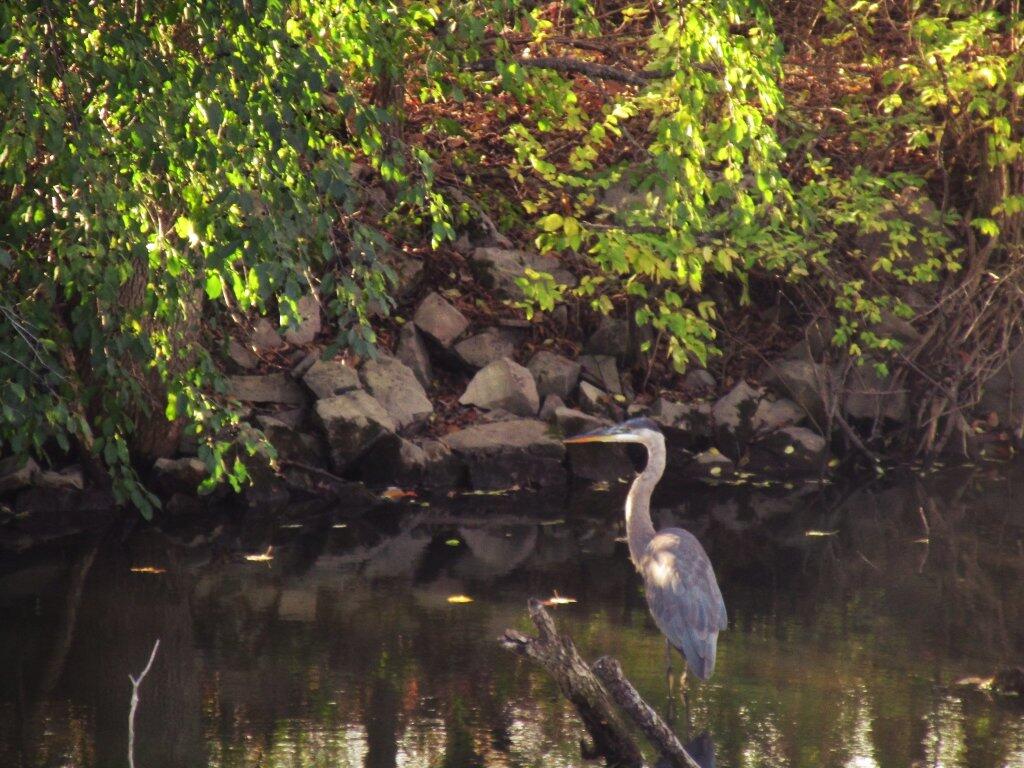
[{"xmin": 1, "ymin": 466, "xmax": 1023, "ymax": 768}]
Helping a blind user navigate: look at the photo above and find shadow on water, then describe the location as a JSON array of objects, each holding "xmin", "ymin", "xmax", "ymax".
[{"xmin": 1, "ymin": 463, "xmax": 1023, "ymax": 767}]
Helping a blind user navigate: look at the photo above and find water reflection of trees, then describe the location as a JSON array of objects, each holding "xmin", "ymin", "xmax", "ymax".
[{"xmin": 0, "ymin": 466, "xmax": 1022, "ymax": 768}]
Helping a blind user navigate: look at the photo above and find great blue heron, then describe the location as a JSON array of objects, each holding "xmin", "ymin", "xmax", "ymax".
[{"xmin": 565, "ymin": 417, "xmax": 727, "ymax": 683}]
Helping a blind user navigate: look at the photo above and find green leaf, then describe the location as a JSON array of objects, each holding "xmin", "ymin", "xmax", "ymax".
[{"xmin": 539, "ymin": 213, "xmax": 564, "ymax": 232}]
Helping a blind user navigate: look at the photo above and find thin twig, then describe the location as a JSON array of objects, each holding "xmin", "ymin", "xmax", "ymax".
[{"xmin": 128, "ymin": 639, "xmax": 161, "ymax": 768}]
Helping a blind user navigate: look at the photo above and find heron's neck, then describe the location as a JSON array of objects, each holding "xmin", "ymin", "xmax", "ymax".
[{"xmin": 625, "ymin": 445, "xmax": 665, "ymax": 566}]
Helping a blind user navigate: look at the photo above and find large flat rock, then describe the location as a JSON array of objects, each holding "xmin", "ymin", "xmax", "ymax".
[
  {"xmin": 228, "ymin": 373, "xmax": 307, "ymax": 405},
  {"xmin": 361, "ymin": 354, "xmax": 433, "ymax": 429},
  {"xmin": 413, "ymin": 292, "xmax": 469, "ymax": 348},
  {"xmin": 442, "ymin": 419, "xmax": 565, "ymax": 490},
  {"xmin": 459, "ymin": 358, "xmax": 539, "ymax": 416},
  {"xmin": 315, "ymin": 390, "xmax": 396, "ymax": 470}
]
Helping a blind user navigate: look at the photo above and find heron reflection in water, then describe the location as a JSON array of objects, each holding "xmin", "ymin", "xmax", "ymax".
[{"xmin": 565, "ymin": 418, "xmax": 727, "ymax": 690}]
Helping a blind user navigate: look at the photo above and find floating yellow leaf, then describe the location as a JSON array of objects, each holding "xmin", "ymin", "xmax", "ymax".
[
  {"xmin": 709, "ymin": 466, "xmax": 722, "ymax": 476},
  {"xmin": 332, "ymin": 523, "xmax": 348, "ymax": 529},
  {"xmin": 784, "ymin": 445, "xmax": 795, "ymax": 455},
  {"xmin": 804, "ymin": 530, "xmax": 838, "ymax": 537},
  {"xmin": 543, "ymin": 591, "xmax": 578, "ymax": 606},
  {"xmin": 381, "ymin": 487, "xmax": 417, "ymax": 501},
  {"xmin": 445, "ymin": 538, "xmax": 461, "ymax": 547},
  {"xmin": 447, "ymin": 594, "xmax": 473, "ymax": 604},
  {"xmin": 130, "ymin": 566, "xmax": 166, "ymax": 574},
  {"xmin": 244, "ymin": 546, "xmax": 274, "ymax": 562}
]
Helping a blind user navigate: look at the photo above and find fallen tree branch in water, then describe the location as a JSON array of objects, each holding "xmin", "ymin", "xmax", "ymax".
[
  {"xmin": 500, "ymin": 599, "xmax": 642, "ymax": 766},
  {"xmin": 500, "ymin": 599, "xmax": 702, "ymax": 768},
  {"xmin": 592, "ymin": 656, "xmax": 700, "ymax": 768},
  {"xmin": 128, "ymin": 638, "xmax": 160, "ymax": 768}
]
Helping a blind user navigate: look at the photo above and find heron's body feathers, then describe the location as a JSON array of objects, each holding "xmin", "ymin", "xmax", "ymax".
[{"xmin": 640, "ymin": 528, "xmax": 727, "ymax": 680}]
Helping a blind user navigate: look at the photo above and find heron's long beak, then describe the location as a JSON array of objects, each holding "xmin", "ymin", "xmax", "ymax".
[{"xmin": 563, "ymin": 426, "xmax": 631, "ymax": 444}]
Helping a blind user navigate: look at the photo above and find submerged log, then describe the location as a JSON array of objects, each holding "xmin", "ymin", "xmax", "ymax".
[{"xmin": 500, "ymin": 598, "xmax": 703, "ymax": 768}]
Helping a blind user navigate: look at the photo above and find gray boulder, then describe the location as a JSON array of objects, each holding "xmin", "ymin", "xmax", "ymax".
[
  {"xmin": 749, "ymin": 426, "xmax": 829, "ymax": 476},
  {"xmin": 682, "ymin": 368, "xmax": 716, "ymax": 394},
  {"xmin": 361, "ymin": 354, "xmax": 433, "ymax": 429},
  {"xmin": 152, "ymin": 457, "xmax": 208, "ymax": 494},
  {"xmin": 764, "ymin": 359, "xmax": 829, "ymax": 426},
  {"xmin": 688, "ymin": 449, "xmax": 735, "ymax": 480},
  {"xmin": 455, "ymin": 327, "xmax": 519, "ymax": 369},
  {"xmin": 256, "ymin": 415, "xmax": 326, "ymax": 466},
  {"xmin": 649, "ymin": 398, "xmax": 714, "ymax": 445},
  {"xmin": 578, "ymin": 381, "xmax": 607, "ymax": 413},
  {"xmin": 250, "ymin": 318, "xmax": 285, "ymax": 352},
  {"xmin": 357, "ymin": 435, "xmax": 463, "ymax": 489},
  {"xmin": 579, "ymin": 354, "xmax": 621, "ymax": 395},
  {"xmin": 282, "ymin": 294, "xmax": 321, "ymax": 346},
  {"xmin": 528, "ymin": 351, "xmax": 582, "ymax": 400},
  {"xmin": 460, "ymin": 358, "xmax": 539, "ymax": 416},
  {"xmin": 585, "ymin": 317, "xmax": 631, "ymax": 358},
  {"xmin": 712, "ymin": 381, "xmax": 766, "ymax": 457},
  {"xmin": 229, "ymin": 373, "xmax": 307, "ymax": 405},
  {"xmin": 35, "ymin": 467, "xmax": 85, "ymax": 492},
  {"xmin": 413, "ymin": 292, "xmax": 469, "ymax": 348},
  {"xmin": 841, "ymin": 363, "xmax": 908, "ymax": 423},
  {"xmin": 979, "ymin": 343, "xmax": 1024, "ymax": 429},
  {"xmin": 227, "ymin": 339, "xmax": 259, "ymax": 370},
  {"xmin": 380, "ymin": 249, "xmax": 425, "ymax": 300},
  {"xmin": 470, "ymin": 247, "xmax": 576, "ymax": 299},
  {"xmin": 751, "ymin": 397, "xmax": 805, "ymax": 433},
  {"xmin": 442, "ymin": 419, "xmax": 565, "ymax": 490},
  {"xmin": 0, "ymin": 457, "xmax": 38, "ymax": 494},
  {"xmin": 554, "ymin": 406, "xmax": 610, "ymax": 436},
  {"xmin": 315, "ymin": 391, "xmax": 396, "ymax": 470},
  {"xmin": 783, "ymin": 317, "xmax": 834, "ymax": 363},
  {"xmin": 396, "ymin": 323, "xmax": 433, "ymax": 388},
  {"xmin": 302, "ymin": 358, "xmax": 361, "ymax": 399},
  {"xmin": 539, "ymin": 394, "xmax": 565, "ymax": 422}
]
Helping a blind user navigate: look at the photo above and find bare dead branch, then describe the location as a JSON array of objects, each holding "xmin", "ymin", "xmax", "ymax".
[
  {"xmin": 128, "ymin": 638, "xmax": 161, "ymax": 768},
  {"xmin": 592, "ymin": 656, "xmax": 701, "ymax": 768}
]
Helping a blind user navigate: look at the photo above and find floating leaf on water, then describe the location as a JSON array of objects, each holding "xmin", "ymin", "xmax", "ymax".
[
  {"xmin": 463, "ymin": 485, "xmax": 520, "ymax": 496},
  {"xmin": 543, "ymin": 591, "xmax": 578, "ymax": 606},
  {"xmin": 279, "ymin": 523, "xmax": 303, "ymax": 529},
  {"xmin": 447, "ymin": 594, "xmax": 473, "ymax": 604},
  {"xmin": 445, "ymin": 538, "xmax": 461, "ymax": 547},
  {"xmin": 911, "ymin": 537, "xmax": 930, "ymax": 544},
  {"xmin": 805, "ymin": 530, "xmax": 838, "ymax": 537},
  {"xmin": 381, "ymin": 487, "xmax": 417, "ymax": 501},
  {"xmin": 709, "ymin": 466, "xmax": 722, "ymax": 476},
  {"xmin": 954, "ymin": 676, "xmax": 994, "ymax": 689},
  {"xmin": 332, "ymin": 523, "xmax": 348, "ymax": 529},
  {"xmin": 784, "ymin": 445, "xmax": 795, "ymax": 455},
  {"xmin": 591, "ymin": 480, "xmax": 611, "ymax": 491},
  {"xmin": 244, "ymin": 546, "xmax": 274, "ymax": 562},
  {"xmin": 130, "ymin": 566, "xmax": 166, "ymax": 574}
]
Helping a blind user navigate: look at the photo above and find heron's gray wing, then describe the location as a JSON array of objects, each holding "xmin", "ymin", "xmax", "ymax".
[{"xmin": 641, "ymin": 529, "xmax": 727, "ymax": 680}]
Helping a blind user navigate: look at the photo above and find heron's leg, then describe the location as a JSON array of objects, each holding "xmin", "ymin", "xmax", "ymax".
[
  {"xmin": 664, "ymin": 640, "xmax": 677, "ymax": 724},
  {"xmin": 678, "ymin": 666, "xmax": 691, "ymax": 728}
]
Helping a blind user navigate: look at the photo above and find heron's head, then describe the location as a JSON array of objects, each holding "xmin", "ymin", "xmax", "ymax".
[{"xmin": 563, "ymin": 417, "xmax": 663, "ymax": 449}]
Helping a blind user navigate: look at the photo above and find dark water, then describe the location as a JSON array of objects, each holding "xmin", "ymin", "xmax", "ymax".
[{"xmin": 1, "ymin": 466, "xmax": 1023, "ymax": 768}]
